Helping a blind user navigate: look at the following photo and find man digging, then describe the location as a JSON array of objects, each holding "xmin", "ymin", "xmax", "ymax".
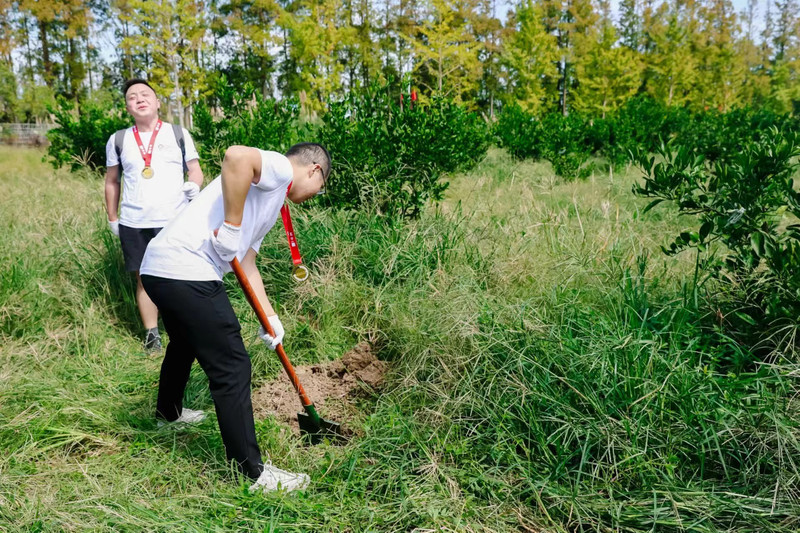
[{"xmin": 139, "ymin": 143, "xmax": 330, "ymax": 492}]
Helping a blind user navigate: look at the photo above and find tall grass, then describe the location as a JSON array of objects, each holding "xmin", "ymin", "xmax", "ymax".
[{"xmin": 1, "ymin": 146, "xmax": 799, "ymax": 531}]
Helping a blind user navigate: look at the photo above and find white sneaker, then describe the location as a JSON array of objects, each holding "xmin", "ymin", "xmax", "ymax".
[
  {"xmin": 157, "ymin": 408, "xmax": 206, "ymax": 427},
  {"xmin": 249, "ymin": 464, "xmax": 310, "ymax": 493}
]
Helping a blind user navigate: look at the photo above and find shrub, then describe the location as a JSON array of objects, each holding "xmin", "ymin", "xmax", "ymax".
[
  {"xmin": 316, "ymin": 84, "xmax": 490, "ymax": 218},
  {"xmin": 634, "ymin": 129, "xmax": 800, "ymax": 333},
  {"xmin": 494, "ymin": 106, "xmax": 593, "ymax": 179},
  {"xmin": 192, "ymin": 80, "xmax": 306, "ymax": 177},
  {"xmin": 493, "ymin": 104, "xmax": 546, "ymax": 160},
  {"xmin": 46, "ymin": 97, "xmax": 129, "ymax": 171}
]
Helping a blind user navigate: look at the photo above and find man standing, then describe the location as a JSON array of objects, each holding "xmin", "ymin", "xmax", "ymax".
[
  {"xmin": 104, "ymin": 79, "xmax": 204, "ymax": 352},
  {"xmin": 139, "ymin": 142, "xmax": 330, "ymax": 492}
]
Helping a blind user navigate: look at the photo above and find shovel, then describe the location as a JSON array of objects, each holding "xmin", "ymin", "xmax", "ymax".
[{"xmin": 230, "ymin": 257, "xmax": 346, "ymax": 444}]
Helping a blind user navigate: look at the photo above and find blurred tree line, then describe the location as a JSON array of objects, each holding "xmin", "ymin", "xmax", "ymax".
[{"xmin": 0, "ymin": 0, "xmax": 798, "ymax": 124}]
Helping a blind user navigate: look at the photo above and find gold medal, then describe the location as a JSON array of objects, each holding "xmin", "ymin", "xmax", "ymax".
[
  {"xmin": 141, "ymin": 166, "xmax": 154, "ymax": 179},
  {"xmin": 292, "ymin": 264, "xmax": 309, "ymax": 282}
]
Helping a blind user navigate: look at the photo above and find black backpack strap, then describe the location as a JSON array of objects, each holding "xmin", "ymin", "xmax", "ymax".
[
  {"xmin": 172, "ymin": 123, "xmax": 188, "ymax": 176},
  {"xmin": 114, "ymin": 129, "xmax": 126, "ymax": 181}
]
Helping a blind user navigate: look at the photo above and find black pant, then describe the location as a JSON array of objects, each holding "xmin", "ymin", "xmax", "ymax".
[
  {"xmin": 119, "ymin": 225, "xmax": 162, "ymax": 272},
  {"xmin": 141, "ymin": 275, "xmax": 263, "ymax": 479}
]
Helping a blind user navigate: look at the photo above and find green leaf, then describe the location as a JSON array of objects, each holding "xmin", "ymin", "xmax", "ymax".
[
  {"xmin": 642, "ymin": 199, "xmax": 664, "ymax": 213},
  {"xmin": 751, "ymin": 232, "xmax": 764, "ymax": 257},
  {"xmin": 699, "ymin": 221, "xmax": 714, "ymax": 241}
]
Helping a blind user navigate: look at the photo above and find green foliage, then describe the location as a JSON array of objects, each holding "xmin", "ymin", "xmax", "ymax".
[
  {"xmin": 316, "ymin": 83, "xmax": 491, "ymax": 218},
  {"xmin": 634, "ymin": 129, "xmax": 800, "ymax": 325},
  {"xmin": 4, "ymin": 146, "xmax": 800, "ymax": 532},
  {"xmin": 494, "ymin": 105, "xmax": 593, "ymax": 179},
  {"xmin": 192, "ymin": 80, "xmax": 305, "ymax": 176},
  {"xmin": 45, "ymin": 96, "xmax": 129, "ymax": 171},
  {"xmin": 496, "ymin": 96, "xmax": 800, "ymax": 178},
  {"xmin": 0, "ymin": 62, "xmax": 18, "ymax": 122}
]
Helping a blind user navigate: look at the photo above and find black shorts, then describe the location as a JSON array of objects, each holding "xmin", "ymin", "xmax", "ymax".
[{"xmin": 119, "ymin": 225, "xmax": 162, "ymax": 272}]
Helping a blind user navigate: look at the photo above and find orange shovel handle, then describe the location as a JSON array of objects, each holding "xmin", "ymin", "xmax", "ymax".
[{"xmin": 230, "ymin": 257, "xmax": 314, "ymax": 409}]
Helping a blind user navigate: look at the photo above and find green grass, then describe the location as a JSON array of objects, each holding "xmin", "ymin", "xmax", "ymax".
[{"xmin": 1, "ymin": 145, "xmax": 799, "ymax": 532}]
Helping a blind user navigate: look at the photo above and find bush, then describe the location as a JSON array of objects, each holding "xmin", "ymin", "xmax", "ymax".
[
  {"xmin": 46, "ymin": 97, "xmax": 129, "ymax": 171},
  {"xmin": 634, "ymin": 129, "xmax": 800, "ymax": 336},
  {"xmin": 494, "ymin": 106, "xmax": 593, "ymax": 179},
  {"xmin": 493, "ymin": 104, "xmax": 546, "ymax": 160},
  {"xmin": 192, "ymin": 80, "xmax": 306, "ymax": 177},
  {"xmin": 316, "ymin": 83, "xmax": 490, "ymax": 218},
  {"xmin": 495, "ymin": 98, "xmax": 800, "ymax": 180},
  {"xmin": 193, "ymin": 81, "xmax": 490, "ymax": 218}
]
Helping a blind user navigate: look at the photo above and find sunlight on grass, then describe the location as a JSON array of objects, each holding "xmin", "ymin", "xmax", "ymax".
[{"xmin": 2, "ymin": 146, "xmax": 799, "ymax": 532}]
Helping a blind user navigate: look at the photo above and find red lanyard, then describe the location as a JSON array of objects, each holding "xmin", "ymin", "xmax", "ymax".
[
  {"xmin": 132, "ymin": 120, "xmax": 162, "ymax": 167},
  {"xmin": 280, "ymin": 204, "xmax": 302, "ymax": 266},
  {"xmin": 281, "ymin": 183, "xmax": 308, "ymax": 281}
]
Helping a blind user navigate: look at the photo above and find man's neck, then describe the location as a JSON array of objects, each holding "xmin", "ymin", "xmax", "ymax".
[{"xmin": 135, "ymin": 115, "xmax": 160, "ymax": 132}]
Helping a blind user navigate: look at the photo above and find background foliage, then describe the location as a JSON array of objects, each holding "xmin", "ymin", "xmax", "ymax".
[{"xmin": 1, "ymin": 0, "xmax": 799, "ymax": 124}]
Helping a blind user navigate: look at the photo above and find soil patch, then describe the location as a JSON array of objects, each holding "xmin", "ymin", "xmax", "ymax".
[{"xmin": 252, "ymin": 342, "xmax": 386, "ymax": 433}]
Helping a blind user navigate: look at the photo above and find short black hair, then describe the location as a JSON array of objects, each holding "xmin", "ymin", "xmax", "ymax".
[
  {"xmin": 285, "ymin": 142, "xmax": 332, "ymax": 182},
  {"xmin": 123, "ymin": 78, "xmax": 157, "ymax": 97}
]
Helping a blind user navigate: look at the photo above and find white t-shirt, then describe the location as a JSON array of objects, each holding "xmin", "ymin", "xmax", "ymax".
[
  {"xmin": 140, "ymin": 150, "xmax": 293, "ymax": 282},
  {"xmin": 105, "ymin": 123, "xmax": 200, "ymax": 228}
]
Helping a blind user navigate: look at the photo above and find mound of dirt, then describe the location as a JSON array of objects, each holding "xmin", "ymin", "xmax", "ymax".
[{"xmin": 251, "ymin": 342, "xmax": 387, "ymax": 433}]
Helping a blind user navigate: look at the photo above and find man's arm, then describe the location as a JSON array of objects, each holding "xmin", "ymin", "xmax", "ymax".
[
  {"xmin": 186, "ymin": 158, "xmax": 204, "ymax": 188},
  {"xmin": 104, "ymin": 165, "xmax": 121, "ymax": 221},
  {"xmin": 240, "ymin": 248, "xmax": 276, "ymax": 317},
  {"xmin": 220, "ymin": 146, "xmax": 262, "ymax": 226}
]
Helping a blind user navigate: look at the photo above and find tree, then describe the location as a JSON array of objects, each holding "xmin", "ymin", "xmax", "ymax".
[
  {"xmin": 16, "ymin": 0, "xmax": 93, "ymax": 101},
  {"xmin": 338, "ymin": 0, "xmax": 381, "ymax": 91},
  {"xmin": 539, "ymin": 0, "xmax": 597, "ymax": 115},
  {"xmin": 769, "ymin": 0, "xmax": 800, "ymax": 112},
  {"xmin": 501, "ymin": 0, "xmax": 558, "ymax": 114},
  {"xmin": 472, "ymin": 0, "xmax": 503, "ymax": 116},
  {"xmin": 0, "ymin": 0, "xmax": 14, "ymax": 66},
  {"xmin": 404, "ymin": 0, "xmax": 483, "ymax": 105},
  {"xmin": 0, "ymin": 62, "xmax": 17, "ymax": 121},
  {"xmin": 278, "ymin": 0, "xmax": 346, "ymax": 116},
  {"xmin": 643, "ymin": 0, "xmax": 697, "ymax": 107},
  {"xmin": 218, "ymin": 0, "xmax": 281, "ymax": 98},
  {"xmin": 693, "ymin": 0, "xmax": 746, "ymax": 111},
  {"xmin": 737, "ymin": 0, "xmax": 770, "ymax": 107},
  {"xmin": 18, "ymin": 0, "xmax": 59, "ymax": 86},
  {"xmin": 573, "ymin": 17, "xmax": 642, "ymax": 117},
  {"xmin": 377, "ymin": 0, "xmax": 422, "ymax": 93},
  {"xmin": 618, "ymin": 0, "xmax": 641, "ymax": 51}
]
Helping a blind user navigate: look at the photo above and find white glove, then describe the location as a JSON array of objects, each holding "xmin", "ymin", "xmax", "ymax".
[
  {"xmin": 182, "ymin": 181, "xmax": 200, "ymax": 201},
  {"xmin": 258, "ymin": 315, "xmax": 285, "ymax": 350},
  {"xmin": 211, "ymin": 221, "xmax": 241, "ymax": 262},
  {"xmin": 108, "ymin": 218, "xmax": 120, "ymax": 237}
]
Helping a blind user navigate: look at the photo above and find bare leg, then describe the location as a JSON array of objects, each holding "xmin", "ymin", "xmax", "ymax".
[{"xmin": 136, "ymin": 272, "xmax": 159, "ymax": 330}]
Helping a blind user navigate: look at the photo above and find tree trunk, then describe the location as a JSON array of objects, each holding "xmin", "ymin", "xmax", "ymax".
[
  {"xmin": 668, "ymin": 79, "xmax": 674, "ymax": 106},
  {"xmin": 38, "ymin": 20, "xmax": 54, "ymax": 85},
  {"xmin": 438, "ymin": 47, "xmax": 443, "ymax": 92},
  {"xmin": 561, "ymin": 59, "xmax": 568, "ymax": 116}
]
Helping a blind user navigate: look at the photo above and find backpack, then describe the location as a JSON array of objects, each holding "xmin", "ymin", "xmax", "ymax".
[{"xmin": 114, "ymin": 123, "xmax": 188, "ymax": 179}]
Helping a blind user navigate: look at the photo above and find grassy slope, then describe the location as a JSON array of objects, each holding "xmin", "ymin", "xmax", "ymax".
[{"xmin": 1, "ymin": 147, "xmax": 798, "ymax": 532}]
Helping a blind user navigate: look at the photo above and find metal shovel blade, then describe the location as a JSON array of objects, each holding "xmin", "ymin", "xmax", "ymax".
[{"xmin": 297, "ymin": 410, "xmax": 348, "ymax": 445}]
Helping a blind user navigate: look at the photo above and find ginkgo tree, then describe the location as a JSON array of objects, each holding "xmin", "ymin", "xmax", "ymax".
[{"xmin": 501, "ymin": 0, "xmax": 558, "ymax": 114}]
